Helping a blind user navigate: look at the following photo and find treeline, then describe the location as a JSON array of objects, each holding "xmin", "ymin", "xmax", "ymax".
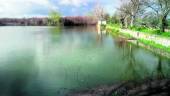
[
  {"xmin": 112, "ymin": 0, "xmax": 170, "ymax": 33},
  {"xmin": 61, "ymin": 16, "xmax": 97, "ymax": 26},
  {"xmin": 0, "ymin": 16, "xmax": 97, "ymax": 26},
  {"xmin": 0, "ymin": 18, "xmax": 48, "ymax": 26}
]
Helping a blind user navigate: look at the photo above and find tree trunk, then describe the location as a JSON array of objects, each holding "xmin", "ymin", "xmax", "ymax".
[
  {"xmin": 125, "ymin": 16, "xmax": 128, "ymax": 28},
  {"xmin": 120, "ymin": 18, "xmax": 125, "ymax": 28},
  {"xmin": 161, "ymin": 15, "xmax": 167, "ymax": 32},
  {"xmin": 130, "ymin": 15, "xmax": 135, "ymax": 27}
]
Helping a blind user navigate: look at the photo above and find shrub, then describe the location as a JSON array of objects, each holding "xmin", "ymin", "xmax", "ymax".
[
  {"xmin": 154, "ymin": 29, "xmax": 161, "ymax": 35},
  {"xmin": 161, "ymin": 32, "xmax": 170, "ymax": 37}
]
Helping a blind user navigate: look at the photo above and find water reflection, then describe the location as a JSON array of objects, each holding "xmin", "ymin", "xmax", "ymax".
[
  {"xmin": 157, "ymin": 57, "xmax": 165, "ymax": 79},
  {"xmin": 116, "ymin": 38, "xmax": 170, "ymax": 81},
  {"xmin": 122, "ymin": 44, "xmax": 149, "ymax": 81},
  {"xmin": 152, "ymin": 56, "xmax": 165, "ymax": 79},
  {"xmin": 0, "ymin": 52, "xmax": 38, "ymax": 96}
]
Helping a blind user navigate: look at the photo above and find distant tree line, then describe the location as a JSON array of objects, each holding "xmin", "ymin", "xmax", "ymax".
[
  {"xmin": 61, "ymin": 16, "xmax": 97, "ymax": 26},
  {"xmin": 0, "ymin": 16, "xmax": 98, "ymax": 26},
  {"xmin": 48, "ymin": 11, "xmax": 98, "ymax": 26},
  {"xmin": 0, "ymin": 18, "xmax": 48, "ymax": 26}
]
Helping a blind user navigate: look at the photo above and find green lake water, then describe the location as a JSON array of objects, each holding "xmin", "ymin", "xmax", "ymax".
[{"xmin": 0, "ymin": 26, "xmax": 170, "ymax": 96}]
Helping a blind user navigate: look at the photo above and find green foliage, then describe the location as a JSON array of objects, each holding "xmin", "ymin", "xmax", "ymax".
[
  {"xmin": 112, "ymin": 92, "xmax": 120, "ymax": 96},
  {"xmin": 101, "ymin": 24, "xmax": 106, "ymax": 30},
  {"xmin": 108, "ymin": 23, "xmax": 170, "ymax": 53},
  {"xmin": 48, "ymin": 11, "xmax": 61, "ymax": 26},
  {"xmin": 129, "ymin": 26, "xmax": 170, "ymax": 38},
  {"xmin": 139, "ymin": 39, "xmax": 170, "ymax": 53},
  {"xmin": 121, "ymin": 33, "xmax": 133, "ymax": 38},
  {"xmin": 109, "ymin": 24, "xmax": 121, "ymax": 28},
  {"xmin": 161, "ymin": 32, "xmax": 170, "ymax": 37},
  {"xmin": 106, "ymin": 24, "xmax": 120, "ymax": 33},
  {"xmin": 49, "ymin": 26, "xmax": 62, "ymax": 42},
  {"xmin": 130, "ymin": 26, "xmax": 151, "ymax": 33},
  {"xmin": 50, "ymin": 26, "xmax": 61, "ymax": 33}
]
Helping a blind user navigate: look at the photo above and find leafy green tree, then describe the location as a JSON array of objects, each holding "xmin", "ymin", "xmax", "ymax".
[
  {"xmin": 144, "ymin": 0, "xmax": 170, "ymax": 32},
  {"xmin": 48, "ymin": 11, "xmax": 61, "ymax": 26}
]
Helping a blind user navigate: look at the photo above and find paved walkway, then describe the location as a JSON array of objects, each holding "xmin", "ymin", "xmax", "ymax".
[{"xmin": 121, "ymin": 29, "xmax": 170, "ymax": 47}]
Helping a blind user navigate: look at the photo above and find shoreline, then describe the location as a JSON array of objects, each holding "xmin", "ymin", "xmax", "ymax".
[
  {"xmin": 68, "ymin": 78, "xmax": 170, "ymax": 96},
  {"xmin": 106, "ymin": 25, "xmax": 170, "ymax": 58},
  {"xmin": 67, "ymin": 26, "xmax": 170, "ymax": 96}
]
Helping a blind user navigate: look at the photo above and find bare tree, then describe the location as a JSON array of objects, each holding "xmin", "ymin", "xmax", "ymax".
[
  {"xmin": 92, "ymin": 2, "xmax": 106, "ymax": 20},
  {"xmin": 111, "ymin": 12, "xmax": 120, "ymax": 24},
  {"xmin": 118, "ymin": 9, "xmax": 129, "ymax": 28},
  {"xmin": 119, "ymin": 0, "xmax": 144, "ymax": 27},
  {"xmin": 144, "ymin": 0, "xmax": 170, "ymax": 32},
  {"xmin": 118, "ymin": 2, "xmax": 131, "ymax": 28}
]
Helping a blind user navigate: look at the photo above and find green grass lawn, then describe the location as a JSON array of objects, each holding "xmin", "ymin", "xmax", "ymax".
[
  {"xmin": 106, "ymin": 24, "xmax": 120, "ymax": 32},
  {"xmin": 129, "ymin": 26, "xmax": 170, "ymax": 38},
  {"xmin": 138, "ymin": 39, "xmax": 170, "ymax": 53},
  {"xmin": 107, "ymin": 23, "xmax": 170, "ymax": 38},
  {"xmin": 107, "ymin": 24, "xmax": 170, "ymax": 53}
]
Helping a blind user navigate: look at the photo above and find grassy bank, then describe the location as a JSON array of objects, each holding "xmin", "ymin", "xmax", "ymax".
[
  {"xmin": 106, "ymin": 24, "xmax": 120, "ymax": 32},
  {"xmin": 138, "ymin": 39, "xmax": 170, "ymax": 53},
  {"xmin": 107, "ymin": 24, "xmax": 170, "ymax": 53},
  {"xmin": 129, "ymin": 26, "xmax": 170, "ymax": 38}
]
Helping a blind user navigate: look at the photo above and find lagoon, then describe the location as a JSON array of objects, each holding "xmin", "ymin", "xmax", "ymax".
[{"xmin": 0, "ymin": 26, "xmax": 170, "ymax": 96}]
